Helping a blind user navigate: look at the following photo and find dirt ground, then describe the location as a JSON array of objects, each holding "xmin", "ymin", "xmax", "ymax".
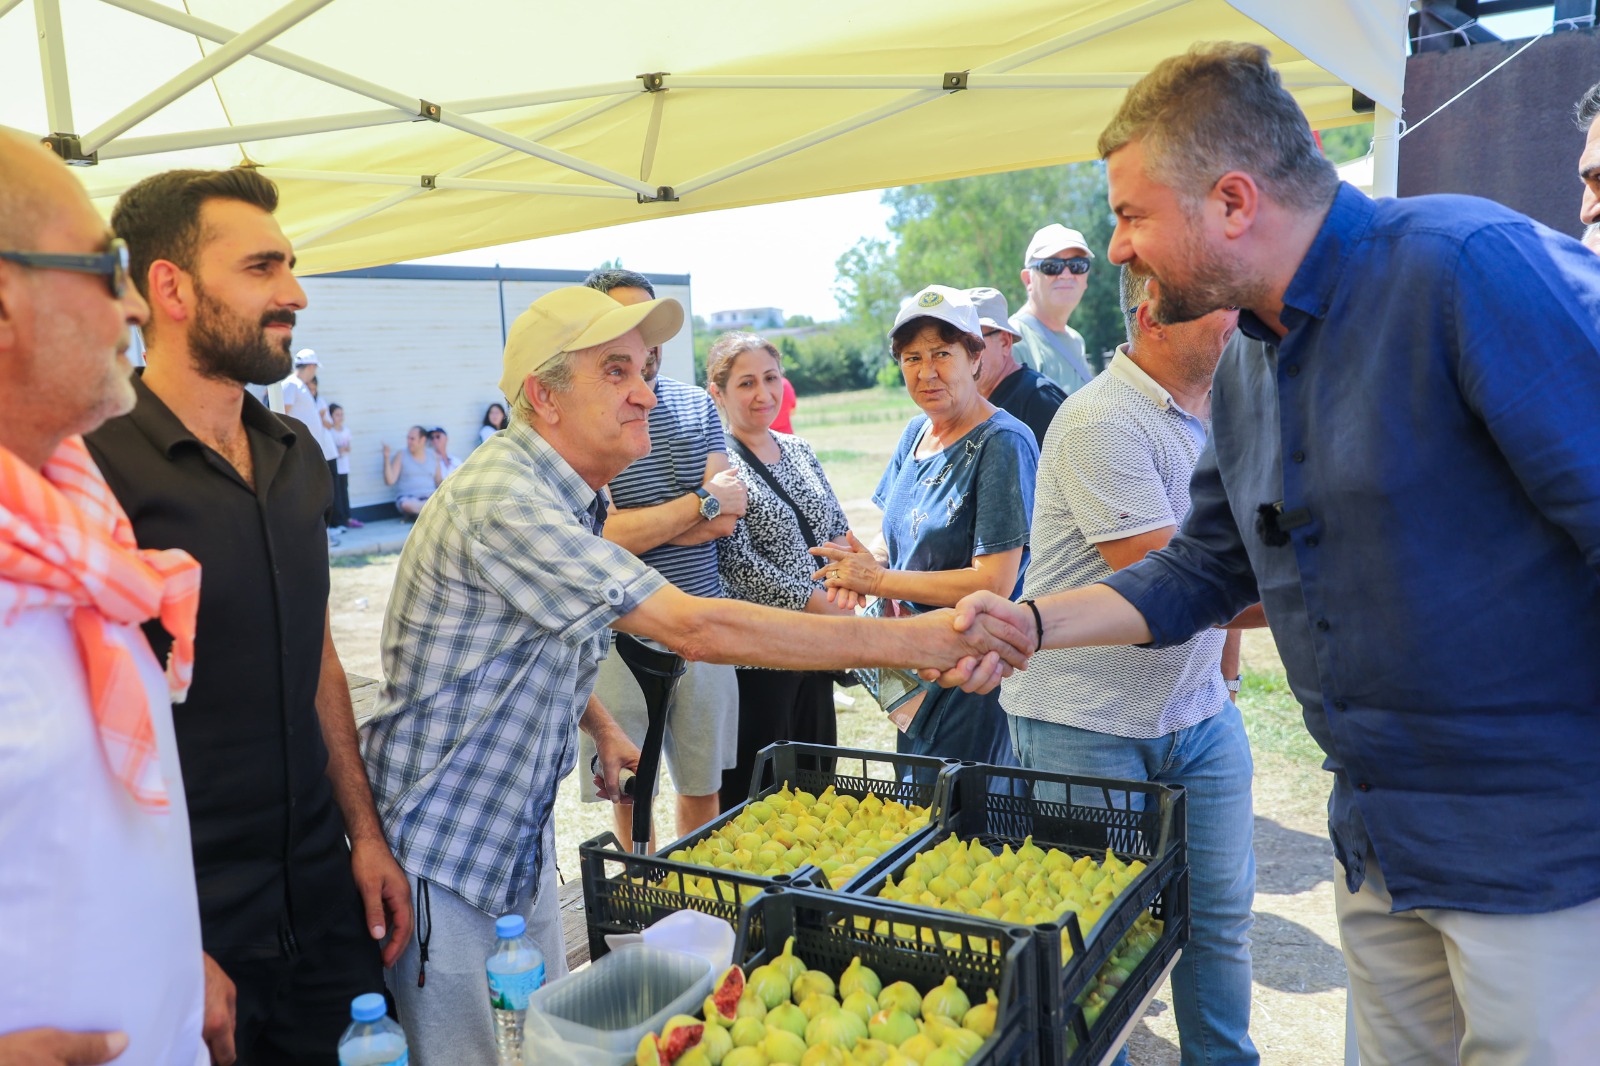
[{"xmin": 331, "ymin": 559, "xmax": 1349, "ymax": 1065}]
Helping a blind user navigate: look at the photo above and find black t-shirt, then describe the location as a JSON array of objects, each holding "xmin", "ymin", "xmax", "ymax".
[
  {"xmin": 988, "ymin": 364, "xmax": 1068, "ymax": 449},
  {"xmin": 85, "ymin": 374, "xmax": 356, "ymax": 959}
]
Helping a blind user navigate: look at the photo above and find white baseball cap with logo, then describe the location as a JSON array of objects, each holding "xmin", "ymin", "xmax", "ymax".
[
  {"xmin": 1024, "ymin": 224, "xmax": 1095, "ymax": 266},
  {"xmin": 292, "ymin": 348, "xmax": 320, "ymax": 367},
  {"xmin": 499, "ymin": 286, "xmax": 684, "ymax": 405},
  {"xmin": 889, "ymin": 284, "xmax": 983, "ymax": 340},
  {"xmin": 964, "ymin": 287, "xmax": 1022, "ymax": 339}
]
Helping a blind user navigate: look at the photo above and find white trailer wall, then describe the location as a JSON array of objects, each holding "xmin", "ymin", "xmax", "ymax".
[{"xmin": 294, "ymin": 265, "xmax": 693, "ymax": 515}]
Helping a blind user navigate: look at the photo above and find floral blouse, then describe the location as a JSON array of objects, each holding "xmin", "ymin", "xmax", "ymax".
[{"xmin": 716, "ymin": 432, "xmax": 850, "ymax": 612}]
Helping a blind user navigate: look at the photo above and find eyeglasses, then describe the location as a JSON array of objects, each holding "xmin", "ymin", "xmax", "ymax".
[
  {"xmin": 0, "ymin": 237, "xmax": 131, "ymax": 298},
  {"xmin": 1029, "ymin": 256, "xmax": 1091, "ymax": 277}
]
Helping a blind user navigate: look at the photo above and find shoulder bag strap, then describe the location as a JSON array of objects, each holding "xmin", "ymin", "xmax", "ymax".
[{"xmin": 729, "ymin": 435, "xmax": 826, "ymax": 549}]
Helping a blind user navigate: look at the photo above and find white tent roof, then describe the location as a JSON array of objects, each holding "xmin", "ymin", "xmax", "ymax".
[{"xmin": 0, "ymin": 0, "xmax": 1407, "ymax": 273}]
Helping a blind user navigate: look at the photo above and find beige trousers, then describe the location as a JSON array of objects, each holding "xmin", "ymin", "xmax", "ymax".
[{"xmin": 1335, "ymin": 858, "xmax": 1600, "ymax": 1066}]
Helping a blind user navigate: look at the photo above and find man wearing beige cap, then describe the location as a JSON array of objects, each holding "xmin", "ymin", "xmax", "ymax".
[
  {"xmin": 967, "ymin": 286, "xmax": 1067, "ymax": 448},
  {"xmin": 1012, "ymin": 223, "xmax": 1099, "ymax": 393},
  {"xmin": 363, "ymin": 286, "xmax": 1034, "ymax": 1063}
]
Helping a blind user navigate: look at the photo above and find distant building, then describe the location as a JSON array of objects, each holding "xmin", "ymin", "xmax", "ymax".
[{"xmin": 709, "ymin": 306, "xmax": 785, "ymax": 332}]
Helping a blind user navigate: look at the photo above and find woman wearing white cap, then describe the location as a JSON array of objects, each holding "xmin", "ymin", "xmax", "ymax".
[{"xmin": 811, "ymin": 285, "xmax": 1039, "ymax": 775}]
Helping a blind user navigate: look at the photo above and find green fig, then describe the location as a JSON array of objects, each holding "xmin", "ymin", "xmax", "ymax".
[
  {"xmin": 748, "ymin": 964, "xmax": 793, "ymax": 1010},
  {"xmin": 731, "ymin": 1017, "xmax": 767, "ymax": 1048},
  {"xmin": 960, "ymin": 990, "xmax": 997, "ymax": 1039},
  {"xmin": 770, "ymin": 936, "xmax": 809, "ymax": 984},
  {"xmin": 723, "ymin": 1048, "xmax": 770, "ymax": 1066},
  {"xmin": 796, "ymin": 993, "xmax": 838, "ymax": 1021},
  {"xmin": 799, "ymin": 1047, "xmax": 843, "ymax": 1066},
  {"xmin": 921, "ymin": 977, "xmax": 970, "ymax": 1023},
  {"xmin": 877, "ymin": 981, "xmax": 923, "ymax": 1017},
  {"xmin": 637, "ymin": 1033, "xmax": 662, "ymax": 1066},
  {"xmin": 791, "ymin": 969, "xmax": 836, "ymax": 1003},
  {"xmin": 803, "ymin": 1009, "xmax": 868, "ymax": 1050},
  {"xmin": 898, "ymin": 1033, "xmax": 939, "ymax": 1064},
  {"xmin": 938, "ymin": 1028, "xmax": 984, "ymax": 1060},
  {"xmin": 838, "ymin": 956, "xmax": 883, "ymax": 1000},
  {"xmin": 701, "ymin": 1023, "xmax": 733, "ymax": 1066},
  {"xmin": 922, "ymin": 1047, "xmax": 966, "ymax": 1066},
  {"xmin": 767, "ymin": 1002, "xmax": 808, "ymax": 1039},
  {"xmin": 850, "ymin": 1039, "xmax": 895, "ymax": 1066},
  {"xmin": 840, "ymin": 989, "xmax": 879, "ymax": 1022},
  {"xmin": 736, "ymin": 994, "xmax": 769, "ymax": 1022},
  {"xmin": 867, "ymin": 1008, "xmax": 919, "ymax": 1046},
  {"xmin": 678, "ymin": 1049, "xmax": 712, "ymax": 1066},
  {"xmin": 763, "ymin": 1028, "xmax": 808, "ymax": 1066}
]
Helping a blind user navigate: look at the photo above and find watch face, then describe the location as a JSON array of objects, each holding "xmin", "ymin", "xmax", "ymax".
[{"xmin": 701, "ymin": 493, "xmax": 720, "ymax": 520}]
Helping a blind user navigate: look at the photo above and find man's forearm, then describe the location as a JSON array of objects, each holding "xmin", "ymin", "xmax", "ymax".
[
  {"xmin": 314, "ymin": 618, "xmax": 385, "ymax": 843},
  {"xmin": 604, "ymin": 494, "xmax": 705, "ymax": 555},
  {"xmin": 1038, "ymin": 583, "xmax": 1155, "ymax": 649},
  {"xmin": 579, "ymin": 694, "xmax": 622, "ymax": 738},
  {"xmin": 667, "ymin": 598, "xmax": 942, "ymax": 671}
]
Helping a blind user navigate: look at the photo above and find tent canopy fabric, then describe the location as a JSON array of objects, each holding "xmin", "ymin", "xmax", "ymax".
[{"xmin": 0, "ymin": 0, "xmax": 1406, "ymax": 274}]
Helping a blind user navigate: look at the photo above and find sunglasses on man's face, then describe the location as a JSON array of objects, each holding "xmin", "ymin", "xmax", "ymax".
[
  {"xmin": 1030, "ymin": 256, "xmax": 1091, "ymax": 277},
  {"xmin": 0, "ymin": 237, "xmax": 131, "ymax": 298}
]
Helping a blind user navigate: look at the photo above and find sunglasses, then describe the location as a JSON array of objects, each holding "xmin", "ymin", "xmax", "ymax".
[
  {"xmin": 0, "ymin": 237, "xmax": 131, "ymax": 298},
  {"xmin": 1029, "ymin": 256, "xmax": 1091, "ymax": 277}
]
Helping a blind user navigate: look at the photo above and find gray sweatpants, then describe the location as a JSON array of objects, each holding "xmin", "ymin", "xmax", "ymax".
[{"xmin": 388, "ymin": 823, "xmax": 570, "ymax": 1065}]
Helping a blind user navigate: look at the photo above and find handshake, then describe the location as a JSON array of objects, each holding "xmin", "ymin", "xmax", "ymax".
[{"xmin": 899, "ymin": 591, "xmax": 1048, "ymax": 696}]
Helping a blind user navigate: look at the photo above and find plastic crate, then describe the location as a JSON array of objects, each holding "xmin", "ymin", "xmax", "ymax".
[
  {"xmin": 523, "ymin": 943, "xmax": 712, "ymax": 1066},
  {"xmin": 734, "ymin": 884, "xmax": 1039, "ymax": 1066},
  {"xmin": 851, "ymin": 761, "xmax": 1189, "ymax": 1066},
  {"xmin": 580, "ymin": 743, "xmax": 957, "ymax": 958}
]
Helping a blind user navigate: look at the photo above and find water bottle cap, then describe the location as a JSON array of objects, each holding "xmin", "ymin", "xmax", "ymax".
[
  {"xmin": 495, "ymin": 913, "xmax": 526, "ymax": 939},
  {"xmin": 350, "ymin": 992, "xmax": 387, "ymax": 1022}
]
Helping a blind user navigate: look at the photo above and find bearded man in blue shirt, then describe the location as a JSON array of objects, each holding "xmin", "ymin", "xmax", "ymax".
[{"xmin": 940, "ymin": 41, "xmax": 1600, "ymax": 1066}]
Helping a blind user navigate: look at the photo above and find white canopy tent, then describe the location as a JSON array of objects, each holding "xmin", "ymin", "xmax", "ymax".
[{"xmin": 0, "ymin": 0, "xmax": 1408, "ymax": 274}]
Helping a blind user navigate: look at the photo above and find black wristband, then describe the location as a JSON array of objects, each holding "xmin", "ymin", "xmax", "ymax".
[{"xmin": 1021, "ymin": 598, "xmax": 1044, "ymax": 653}]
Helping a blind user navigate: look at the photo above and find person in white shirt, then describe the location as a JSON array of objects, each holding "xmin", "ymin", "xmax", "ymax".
[
  {"xmin": 427, "ymin": 426, "xmax": 461, "ymax": 477},
  {"xmin": 281, "ymin": 350, "xmax": 343, "ymax": 542},
  {"xmin": 327, "ymin": 403, "xmax": 363, "ymax": 530},
  {"xmin": 0, "ymin": 127, "xmax": 221, "ymax": 1066}
]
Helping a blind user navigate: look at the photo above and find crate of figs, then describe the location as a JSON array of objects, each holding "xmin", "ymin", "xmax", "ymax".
[
  {"xmin": 579, "ymin": 743, "xmax": 956, "ymax": 959},
  {"xmin": 626, "ymin": 883, "xmax": 1038, "ymax": 1066},
  {"xmin": 849, "ymin": 762, "xmax": 1188, "ymax": 1066}
]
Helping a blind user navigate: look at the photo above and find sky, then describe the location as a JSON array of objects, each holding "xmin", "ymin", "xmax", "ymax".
[{"xmin": 412, "ymin": 5, "xmax": 1558, "ymax": 324}]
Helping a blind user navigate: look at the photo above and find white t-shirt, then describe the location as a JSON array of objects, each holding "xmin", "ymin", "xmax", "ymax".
[
  {"xmin": 331, "ymin": 426, "xmax": 352, "ymax": 475},
  {"xmin": 281, "ymin": 376, "xmax": 338, "ymax": 461},
  {"xmin": 0, "ymin": 601, "xmax": 208, "ymax": 1064}
]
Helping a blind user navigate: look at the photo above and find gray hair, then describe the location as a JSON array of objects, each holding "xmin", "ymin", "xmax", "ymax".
[
  {"xmin": 509, "ymin": 350, "xmax": 578, "ymax": 424},
  {"xmin": 584, "ymin": 267, "xmax": 655, "ymax": 298},
  {"xmin": 1098, "ymin": 42, "xmax": 1339, "ymax": 211},
  {"xmin": 1576, "ymin": 81, "xmax": 1600, "ymax": 132},
  {"xmin": 1120, "ymin": 264, "xmax": 1153, "ymax": 346}
]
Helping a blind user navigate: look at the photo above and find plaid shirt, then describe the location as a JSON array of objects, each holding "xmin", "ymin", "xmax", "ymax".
[{"xmin": 362, "ymin": 420, "xmax": 666, "ymax": 914}]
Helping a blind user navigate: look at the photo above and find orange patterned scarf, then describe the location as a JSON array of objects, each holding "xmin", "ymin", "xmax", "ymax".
[{"xmin": 0, "ymin": 436, "xmax": 201, "ymax": 812}]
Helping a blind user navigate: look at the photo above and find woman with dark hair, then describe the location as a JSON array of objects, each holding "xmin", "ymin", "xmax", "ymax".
[
  {"xmin": 811, "ymin": 286, "xmax": 1039, "ymax": 776},
  {"xmin": 479, "ymin": 402, "xmax": 507, "ymax": 445},
  {"xmin": 706, "ymin": 331, "xmax": 852, "ymax": 807}
]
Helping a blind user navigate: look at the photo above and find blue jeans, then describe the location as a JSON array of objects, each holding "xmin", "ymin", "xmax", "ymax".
[{"xmin": 1008, "ymin": 702, "xmax": 1259, "ymax": 1066}]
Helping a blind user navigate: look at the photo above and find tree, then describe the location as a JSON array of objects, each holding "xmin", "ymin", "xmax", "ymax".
[
  {"xmin": 835, "ymin": 162, "xmax": 1125, "ymax": 369},
  {"xmin": 1319, "ymin": 121, "xmax": 1374, "ymax": 165}
]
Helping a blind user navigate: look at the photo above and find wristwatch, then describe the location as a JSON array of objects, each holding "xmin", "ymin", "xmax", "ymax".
[
  {"xmin": 695, "ymin": 486, "xmax": 721, "ymax": 521},
  {"xmin": 1224, "ymin": 676, "xmax": 1242, "ymax": 693}
]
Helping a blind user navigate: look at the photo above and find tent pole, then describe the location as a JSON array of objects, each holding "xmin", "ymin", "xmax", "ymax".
[
  {"xmin": 980, "ymin": 0, "xmax": 1189, "ymax": 73},
  {"xmin": 100, "ymin": 108, "xmax": 414, "ymax": 159},
  {"xmin": 33, "ymin": 0, "xmax": 74, "ymax": 134},
  {"xmin": 80, "ymin": 0, "xmax": 338, "ymax": 154},
  {"xmin": 1370, "ymin": 103, "xmax": 1401, "ymax": 199},
  {"xmin": 0, "ymin": 0, "xmax": 27, "ymax": 20},
  {"xmin": 435, "ymin": 110, "xmax": 656, "ymax": 197}
]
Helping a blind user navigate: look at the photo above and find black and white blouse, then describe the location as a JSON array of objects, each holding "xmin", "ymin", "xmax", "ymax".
[{"xmin": 716, "ymin": 431, "xmax": 850, "ymax": 613}]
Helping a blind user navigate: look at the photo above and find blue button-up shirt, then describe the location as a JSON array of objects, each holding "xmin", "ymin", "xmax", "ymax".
[{"xmin": 1104, "ymin": 184, "xmax": 1600, "ymax": 915}]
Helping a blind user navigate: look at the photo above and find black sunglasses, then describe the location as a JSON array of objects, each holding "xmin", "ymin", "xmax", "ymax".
[
  {"xmin": 0, "ymin": 237, "xmax": 131, "ymax": 298},
  {"xmin": 1029, "ymin": 256, "xmax": 1091, "ymax": 277}
]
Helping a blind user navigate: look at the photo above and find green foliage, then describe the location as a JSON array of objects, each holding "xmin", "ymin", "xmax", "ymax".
[
  {"xmin": 772, "ymin": 325, "xmax": 883, "ymax": 396},
  {"xmin": 835, "ymin": 162, "xmax": 1124, "ymax": 363},
  {"xmin": 1319, "ymin": 121, "xmax": 1374, "ymax": 166}
]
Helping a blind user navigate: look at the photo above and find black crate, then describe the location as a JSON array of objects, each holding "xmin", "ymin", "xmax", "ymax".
[
  {"xmin": 734, "ymin": 884, "xmax": 1039, "ymax": 1066},
  {"xmin": 579, "ymin": 743, "xmax": 956, "ymax": 959},
  {"xmin": 1060, "ymin": 868, "xmax": 1188, "ymax": 1066},
  {"xmin": 850, "ymin": 761, "xmax": 1189, "ymax": 1066}
]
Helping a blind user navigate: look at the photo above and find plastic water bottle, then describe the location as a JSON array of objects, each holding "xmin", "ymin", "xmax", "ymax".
[
  {"xmin": 337, "ymin": 993, "xmax": 408, "ymax": 1065},
  {"xmin": 486, "ymin": 913, "xmax": 546, "ymax": 1065}
]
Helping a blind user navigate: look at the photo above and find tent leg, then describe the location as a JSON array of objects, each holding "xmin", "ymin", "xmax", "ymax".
[{"xmin": 1370, "ymin": 103, "xmax": 1401, "ymax": 199}]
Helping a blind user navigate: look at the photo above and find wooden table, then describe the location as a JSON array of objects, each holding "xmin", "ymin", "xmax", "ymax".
[{"xmin": 347, "ymin": 672, "xmax": 593, "ymax": 971}]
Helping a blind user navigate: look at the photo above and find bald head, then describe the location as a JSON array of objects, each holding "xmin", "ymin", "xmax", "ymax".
[{"xmin": 0, "ymin": 128, "xmax": 77, "ymax": 249}]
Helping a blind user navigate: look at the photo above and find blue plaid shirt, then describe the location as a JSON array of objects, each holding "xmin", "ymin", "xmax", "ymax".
[{"xmin": 363, "ymin": 420, "xmax": 666, "ymax": 914}]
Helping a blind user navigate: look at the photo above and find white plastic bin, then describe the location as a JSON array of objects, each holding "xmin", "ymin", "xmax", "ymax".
[{"xmin": 523, "ymin": 944, "xmax": 713, "ymax": 1066}]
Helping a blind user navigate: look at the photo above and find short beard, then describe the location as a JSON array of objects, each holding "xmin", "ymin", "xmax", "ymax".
[
  {"xmin": 190, "ymin": 280, "xmax": 294, "ymax": 387},
  {"xmin": 1149, "ymin": 226, "xmax": 1261, "ymax": 327}
]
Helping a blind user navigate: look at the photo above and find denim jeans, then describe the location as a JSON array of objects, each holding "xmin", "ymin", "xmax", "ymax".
[{"xmin": 1008, "ymin": 702, "xmax": 1259, "ymax": 1066}]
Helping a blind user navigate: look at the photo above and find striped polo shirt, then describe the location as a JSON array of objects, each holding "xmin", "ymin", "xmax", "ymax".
[{"xmin": 607, "ymin": 375, "xmax": 727, "ymax": 598}]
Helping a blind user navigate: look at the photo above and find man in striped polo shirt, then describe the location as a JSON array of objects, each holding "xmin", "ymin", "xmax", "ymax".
[{"xmin": 578, "ymin": 268, "xmax": 747, "ymax": 843}]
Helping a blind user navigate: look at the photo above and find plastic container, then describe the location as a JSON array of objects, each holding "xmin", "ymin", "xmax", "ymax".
[
  {"xmin": 336, "ymin": 993, "xmax": 408, "ymax": 1066},
  {"xmin": 853, "ymin": 760, "xmax": 1190, "ymax": 1066},
  {"xmin": 524, "ymin": 943, "xmax": 713, "ymax": 1066},
  {"xmin": 579, "ymin": 742, "xmax": 957, "ymax": 959},
  {"xmin": 487, "ymin": 913, "xmax": 547, "ymax": 1065},
  {"xmin": 733, "ymin": 884, "xmax": 1038, "ymax": 1066}
]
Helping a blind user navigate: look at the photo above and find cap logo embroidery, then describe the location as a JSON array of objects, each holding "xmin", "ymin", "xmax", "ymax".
[{"xmin": 917, "ymin": 291, "xmax": 943, "ymax": 307}]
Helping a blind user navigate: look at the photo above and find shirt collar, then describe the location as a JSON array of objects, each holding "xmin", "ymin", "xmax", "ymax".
[
  {"xmin": 1277, "ymin": 183, "xmax": 1377, "ymax": 332},
  {"xmin": 504, "ymin": 416, "xmax": 607, "ymax": 523},
  {"xmin": 128, "ymin": 372, "xmax": 297, "ymax": 458},
  {"xmin": 1109, "ymin": 346, "xmax": 1179, "ymax": 410}
]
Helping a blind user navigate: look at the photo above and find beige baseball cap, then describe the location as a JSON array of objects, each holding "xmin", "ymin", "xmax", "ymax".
[
  {"xmin": 1024, "ymin": 223, "xmax": 1094, "ymax": 265},
  {"xmin": 499, "ymin": 286, "xmax": 684, "ymax": 404}
]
